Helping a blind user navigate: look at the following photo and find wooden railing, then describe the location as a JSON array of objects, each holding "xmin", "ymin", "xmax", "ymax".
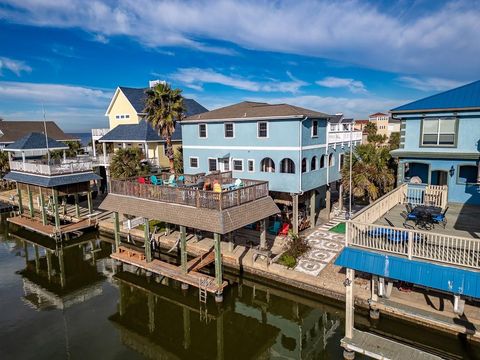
[
  {"xmin": 109, "ymin": 177, "xmax": 269, "ymax": 210},
  {"xmin": 347, "ymin": 221, "xmax": 480, "ymax": 270}
]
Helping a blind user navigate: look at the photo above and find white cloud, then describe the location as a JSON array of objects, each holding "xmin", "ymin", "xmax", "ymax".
[
  {"xmin": 0, "ymin": 0, "xmax": 479, "ymax": 78},
  {"xmin": 0, "ymin": 57, "xmax": 32, "ymax": 76},
  {"xmin": 243, "ymin": 95, "xmax": 408, "ymax": 119},
  {"xmin": 0, "ymin": 81, "xmax": 112, "ymax": 131},
  {"xmin": 316, "ymin": 76, "xmax": 367, "ymax": 94},
  {"xmin": 169, "ymin": 68, "xmax": 307, "ymax": 93},
  {"xmin": 397, "ymin": 76, "xmax": 465, "ymax": 92}
]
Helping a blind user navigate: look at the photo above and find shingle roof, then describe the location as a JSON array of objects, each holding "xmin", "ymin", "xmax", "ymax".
[
  {"xmin": 391, "ymin": 80, "xmax": 480, "ymax": 113},
  {"xmin": 0, "ymin": 121, "xmax": 77, "ymax": 144},
  {"xmin": 4, "ymin": 171, "xmax": 101, "ymax": 187},
  {"xmin": 99, "ymin": 194, "xmax": 279, "ymax": 234},
  {"xmin": 4, "ymin": 132, "xmax": 69, "ymax": 151},
  {"xmin": 99, "ymin": 120, "xmax": 163, "ymax": 142},
  {"xmin": 118, "ymin": 87, "xmax": 208, "ymax": 116},
  {"xmin": 183, "ymin": 101, "xmax": 330, "ymax": 122}
]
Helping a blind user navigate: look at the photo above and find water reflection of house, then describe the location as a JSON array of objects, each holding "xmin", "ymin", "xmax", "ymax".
[
  {"xmin": 109, "ymin": 269, "xmax": 341, "ymax": 359},
  {"xmin": 16, "ymin": 232, "xmax": 114, "ymax": 310}
]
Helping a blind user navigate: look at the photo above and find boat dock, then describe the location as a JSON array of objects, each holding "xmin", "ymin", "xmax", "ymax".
[
  {"xmin": 341, "ymin": 329, "xmax": 441, "ymax": 360},
  {"xmin": 112, "ymin": 246, "xmax": 228, "ymax": 294}
]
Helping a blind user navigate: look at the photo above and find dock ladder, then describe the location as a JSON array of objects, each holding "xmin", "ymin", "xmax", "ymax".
[{"xmin": 199, "ymin": 277, "xmax": 209, "ymax": 304}]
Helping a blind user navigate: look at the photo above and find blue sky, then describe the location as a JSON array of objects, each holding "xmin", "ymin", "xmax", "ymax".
[{"xmin": 0, "ymin": 0, "xmax": 479, "ymax": 132}]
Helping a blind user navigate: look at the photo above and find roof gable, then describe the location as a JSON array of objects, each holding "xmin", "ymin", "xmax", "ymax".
[
  {"xmin": 392, "ymin": 80, "xmax": 480, "ymax": 113},
  {"xmin": 107, "ymin": 86, "xmax": 208, "ymax": 116}
]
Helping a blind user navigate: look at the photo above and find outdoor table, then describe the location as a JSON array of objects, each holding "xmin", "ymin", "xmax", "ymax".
[{"xmin": 411, "ymin": 205, "xmax": 442, "ymax": 230}]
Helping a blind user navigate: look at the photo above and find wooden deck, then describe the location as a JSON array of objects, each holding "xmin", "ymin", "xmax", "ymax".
[
  {"xmin": 112, "ymin": 247, "xmax": 227, "ymax": 294},
  {"xmin": 341, "ymin": 329, "xmax": 441, "ymax": 360},
  {"xmin": 8, "ymin": 215, "xmax": 97, "ymax": 238}
]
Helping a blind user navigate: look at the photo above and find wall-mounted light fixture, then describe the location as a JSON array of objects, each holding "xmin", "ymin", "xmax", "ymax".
[{"xmin": 449, "ymin": 165, "xmax": 455, "ymax": 177}]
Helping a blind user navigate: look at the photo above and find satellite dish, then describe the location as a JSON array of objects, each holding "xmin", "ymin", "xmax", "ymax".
[{"xmin": 410, "ymin": 176, "xmax": 422, "ymax": 184}]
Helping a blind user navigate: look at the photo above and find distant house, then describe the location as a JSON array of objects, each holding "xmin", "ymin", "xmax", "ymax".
[
  {"xmin": 368, "ymin": 112, "xmax": 400, "ymax": 142},
  {"xmin": 391, "ymin": 80, "xmax": 480, "ymax": 204},
  {"xmin": 354, "ymin": 119, "xmax": 369, "ymax": 143},
  {"xmin": 0, "ymin": 120, "xmax": 78, "ymax": 149},
  {"xmin": 93, "ymin": 83, "xmax": 208, "ymax": 169},
  {"xmin": 181, "ymin": 101, "xmax": 362, "ymax": 231}
]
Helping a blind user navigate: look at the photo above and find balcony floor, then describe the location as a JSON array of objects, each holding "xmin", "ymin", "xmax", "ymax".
[{"xmin": 375, "ymin": 203, "xmax": 480, "ymax": 239}]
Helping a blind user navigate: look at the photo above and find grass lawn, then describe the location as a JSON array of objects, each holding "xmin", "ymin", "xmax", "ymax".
[
  {"xmin": 137, "ymin": 219, "xmax": 165, "ymax": 233},
  {"xmin": 329, "ymin": 222, "xmax": 346, "ymax": 234}
]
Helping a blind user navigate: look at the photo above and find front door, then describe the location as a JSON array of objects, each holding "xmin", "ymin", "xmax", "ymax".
[
  {"xmin": 431, "ymin": 170, "xmax": 448, "ymax": 186},
  {"xmin": 219, "ymin": 158, "xmax": 230, "ymax": 172}
]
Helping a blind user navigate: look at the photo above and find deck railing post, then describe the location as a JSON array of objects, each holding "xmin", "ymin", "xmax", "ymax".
[
  {"xmin": 407, "ymin": 231, "xmax": 413, "ymax": 260},
  {"xmin": 345, "ymin": 220, "xmax": 350, "ymax": 247}
]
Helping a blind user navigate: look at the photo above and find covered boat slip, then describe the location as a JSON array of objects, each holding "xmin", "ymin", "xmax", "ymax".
[{"xmin": 101, "ymin": 172, "xmax": 280, "ymax": 301}]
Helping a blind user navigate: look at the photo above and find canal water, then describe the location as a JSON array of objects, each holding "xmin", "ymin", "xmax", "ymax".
[{"xmin": 0, "ymin": 218, "xmax": 479, "ymax": 360}]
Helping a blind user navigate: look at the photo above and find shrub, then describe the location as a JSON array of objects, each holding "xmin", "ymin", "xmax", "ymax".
[{"xmin": 279, "ymin": 253, "xmax": 296, "ymax": 268}]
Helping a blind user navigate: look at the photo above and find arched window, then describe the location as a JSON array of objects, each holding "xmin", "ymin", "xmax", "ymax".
[
  {"xmin": 280, "ymin": 158, "xmax": 295, "ymax": 174},
  {"xmin": 320, "ymin": 155, "xmax": 326, "ymax": 168},
  {"xmin": 311, "ymin": 156, "xmax": 317, "ymax": 171},
  {"xmin": 328, "ymin": 153, "xmax": 335, "ymax": 167},
  {"xmin": 302, "ymin": 158, "xmax": 307, "ymax": 173},
  {"xmin": 260, "ymin": 157, "xmax": 275, "ymax": 173}
]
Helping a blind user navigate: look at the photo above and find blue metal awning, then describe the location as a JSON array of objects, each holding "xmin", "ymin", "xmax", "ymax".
[{"xmin": 335, "ymin": 247, "xmax": 480, "ymax": 298}]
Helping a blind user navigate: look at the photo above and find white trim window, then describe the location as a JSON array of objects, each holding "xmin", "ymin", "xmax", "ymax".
[
  {"xmin": 233, "ymin": 159, "xmax": 243, "ymax": 171},
  {"xmin": 189, "ymin": 157, "xmax": 199, "ymax": 168},
  {"xmin": 198, "ymin": 123, "xmax": 208, "ymax": 138},
  {"xmin": 224, "ymin": 122, "xmax": 235, "ymax": 138},
  {"xmin": 311, "ymin": 120, "xmax": 318, "ymax": 137},
  {"xmin": 257, "ymin": 121, "xmax": 268, "ymax": 138},
  {"xmin": 208, "ymin": 158, "xmax": 217, "ymax": 172},
  {"xmin": 422, "ymin": 118, "xmax": 456, "ymax": 146},
  {"xmin": 247, "ymin": 159, "xmax": 255, "ymax": 172}
]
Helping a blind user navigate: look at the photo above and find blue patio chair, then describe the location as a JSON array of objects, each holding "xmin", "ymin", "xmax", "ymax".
[
  {"xmin": 432, "ymin": 206, "xmax": 448, "ymax": 228},
  {"xmin": 177, "ymin": 175, "xmax": 185, "ymax": 186},
  {"xmin": 150, "ymin": 175, "xmax": 163, "ymax": 186},
  {"xmin": 268, "ymin": 220, "xmax": 281, "ymax": 235}
]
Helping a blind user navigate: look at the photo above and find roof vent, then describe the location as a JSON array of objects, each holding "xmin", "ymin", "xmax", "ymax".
[{"xmin": 149, "ymin": 79, "xmax": 166, "ymax": 88}]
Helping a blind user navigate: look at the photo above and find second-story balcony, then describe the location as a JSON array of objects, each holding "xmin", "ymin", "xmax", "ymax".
[
  {"xmin": 345, "ymin": 183, "xmax": 480, "ymax": 270},
  {"xmin": 328, "ymin": 130, "xmax": 362, "ymax": 144},
  {"xmin": 10, "ymin": 158, "xmax": 95, "ymax": 176}
]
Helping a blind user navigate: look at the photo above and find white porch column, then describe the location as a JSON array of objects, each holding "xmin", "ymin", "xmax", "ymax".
[
  {"xmin": 144, "ymin": 142, "xmax": 149, "ymax": 160},
  {"xmin": 102, "ymin": 142, "xmax": 107, "ymax": 164}
]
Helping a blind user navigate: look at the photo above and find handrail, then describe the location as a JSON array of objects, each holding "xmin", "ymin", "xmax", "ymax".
[
  {"xmin": 347, "ymin": 220, "xmax": 480, "ymax": 270},
  {"xmin": 109, "ymin": 178, "xmax": 269, "ymax": 210}
]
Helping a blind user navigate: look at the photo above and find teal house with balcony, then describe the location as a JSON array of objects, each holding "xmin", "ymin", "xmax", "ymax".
[
  {"xmin": 181, "ymin": 101, "xmax": 361, "ymax": 231},
  {"xmin": 391, "ymin": 80, "xmax": 480, "ymax": 205}
]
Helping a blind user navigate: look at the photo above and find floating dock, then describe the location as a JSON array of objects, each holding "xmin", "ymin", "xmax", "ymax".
[{"xmin": 341, "ymin": 329, "xmax": 441, "ymax": 360}]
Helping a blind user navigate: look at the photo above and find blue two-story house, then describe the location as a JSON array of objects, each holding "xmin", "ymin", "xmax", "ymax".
[
  {"xmin": 181, "ymin": 101, "xmax": 361, "ymax": 231},
  {"xmin": 391, "ymin": 80, "xmax": 480, "ymax": 205}
]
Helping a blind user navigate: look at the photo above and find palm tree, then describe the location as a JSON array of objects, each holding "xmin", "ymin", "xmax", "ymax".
[
  {"xmin": 110, "ymin": 148, "xmax": 151, "ymax": 179},
  {"xmin": 0, "ymin": 151, "xmax": 9, "ymax": 176},
  {"xmin": 144, "ymin": 82, "xmax": 185, "ymax": 173},
  {"xmin": 341, "ymin": 144, "xmax": 395, "ymax": 203},
  {"xmin": 174, "ymin": 146, "xmax": 183, "ymax": 174}
]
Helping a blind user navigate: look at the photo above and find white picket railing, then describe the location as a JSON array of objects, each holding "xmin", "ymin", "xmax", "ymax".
[
  {"xmin": 346, "ymin": 183, "xmax": 480, "ymax": 269},
  {"xmin": 10, "ymin": 160, "xmax": 94, "ymax": 175},
  {"xmin": 328, "ymin": 130, "xmax": 362, "ymax": 144},
  {"xmin": 347, "ymin": 221, "xmax": 480, "ymax": 269},
  {"xmin": 122, "ymin": 217, "xmax": 145, "ymax": 230}
]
